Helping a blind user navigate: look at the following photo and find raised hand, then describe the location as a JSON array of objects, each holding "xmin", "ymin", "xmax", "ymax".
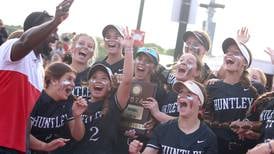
[
  {"xmin": 72, "ymin": 96, "xmax": 87, "ymax": 118},
  {"xmin": 120, "ymin": 26, "xmax": 134, "ymax": 51},
  {"xmin": 43, "ymin": 138, "xmax": 70, "ymax": 152},
  {"xmin": 55, "ymin": 0, "xmax": 74, "ymax": 23},
  {"xmin": 236, "ymin": 26, "xmax": 250, "ymax": 44},
  {"xmin": 264, "ymin": 47, "xmax": 274, "ymax": 64},
  {"xmin": 142, "ymin": 97, "xmax": 160, "ymax": 116}
]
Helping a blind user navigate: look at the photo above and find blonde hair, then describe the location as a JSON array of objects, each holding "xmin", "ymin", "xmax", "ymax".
[
  {"xmin": 7, "ymin": 29, "xmax": 23, "ymax": 40},
  {"xmin": 248, "ymin": 68, "xmax": 267, "ymax": 86},
  {"xmin": 71, "ymin": 33, "xmax": 98, "ymax": 66}
]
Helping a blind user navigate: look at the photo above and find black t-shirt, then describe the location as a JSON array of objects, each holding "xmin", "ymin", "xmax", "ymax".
[
  {"xmin": 30, "ymin": 91, "xmax": 73, "ymax": 147},
  {"xmin": 147, "ymin": 119, "xmax": 218, "ymax": 154},
  {"xmin": 207, "ymin": 81, "xmax": 257, "ymax": 123},
  {"xmin": 206, "ymin": 80, "xmax": 258, "ymax": 143},
  {"xmin": 258, "ymin": 100, "xmax": 274, "ymax": 140},
  {"xmin": 72, "ymin": 68, "xmax": 90, "ymax": 99},
  {"xmin": 94, "ymin": 57, "xmax": 124, "ymax": 74},
  {"xmin": 159, "ymin": 91, "xmax": 179, "ymax": 117},
  {"xmin": 67, "ymin": 94, "xmax": 122, "ymax": 154}
]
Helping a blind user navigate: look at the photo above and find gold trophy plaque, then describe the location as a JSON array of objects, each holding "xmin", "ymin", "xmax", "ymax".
[{"xmin": 121, "ymin": 80, "xmax": 157, "ymax": 136}]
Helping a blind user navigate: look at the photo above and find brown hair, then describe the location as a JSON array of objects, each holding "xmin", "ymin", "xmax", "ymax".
[
  {"xmin": 44, "ymin": 62, "xmax": 76, "ymax": 88},
  {"xmin": 240, "ymin": 70, "xmax": 259, "ymax": 99},
  {"xmin": 248, "ymin": 68, "xmax": 267, "ymax": 87}
]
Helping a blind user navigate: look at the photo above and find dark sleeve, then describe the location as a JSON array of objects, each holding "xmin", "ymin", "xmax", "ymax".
[
  {"xmin": 155, "ymin": 64, "xmax": 176, "ymax": 87},
  {"xmin": 155, "ymin": 86, "xmax": 167, "ymax": 107},
  {"xmin": 146, "ymin": 124, "xmax": 162, "ymax": 150},
  {"xmin": 65, "ymin": 96, "xmax": 74, "ymax": 120}
]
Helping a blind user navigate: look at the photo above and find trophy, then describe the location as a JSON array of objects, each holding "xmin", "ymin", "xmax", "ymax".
[{"xmin": 121, "ymin": 80, "xmax": 157, "ymax": 136}]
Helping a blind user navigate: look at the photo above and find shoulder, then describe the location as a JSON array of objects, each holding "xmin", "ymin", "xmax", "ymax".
[
  {"xmin": 0, "ymin": 39, "xmax": 18, "ymax": 60},
  {"xmin": 156, "ymin": 119, "xmax": 178, "ymax": 130},
  {"xmin": 200, "ymin": 121, "xmax": 216, "ymax": 137},
  {"xmin": 206, "ymin": 80, "xmax": 223, "ymax": 90}
]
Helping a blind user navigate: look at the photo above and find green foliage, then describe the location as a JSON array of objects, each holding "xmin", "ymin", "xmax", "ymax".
[
  {"xmin": 95, "ymin": 37, "xmax": 107, "ymax": 61},
  {"xmin": 143, "ymin": 43, "xmax": 174, "ymax": 56},
  {"xmin": 5, "ymin": 25, "xmax": 23, "ymax": 35},
  {"xmin": 165, "ymin": 48, "xmax": 175, "ymax": 56}
]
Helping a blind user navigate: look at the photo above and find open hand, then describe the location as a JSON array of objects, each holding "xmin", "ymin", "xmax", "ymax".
[
  {"xmin": 55, "ymin": 0, "xmax": 74, "ymax": 23},
  {"xmin": 43, "ymin": 138, "xmax": 70, "ymax": 152}
]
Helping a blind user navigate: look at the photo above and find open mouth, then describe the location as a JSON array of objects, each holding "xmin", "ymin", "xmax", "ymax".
[
  {"xmin": 180, "ymin": 102, "xmax": 188, "ymax": 108},
  {"xmin": 93, "ymin": 85, "xmax": 104, "ymax": 92},
  {"xmin": 79, "ymin": 51, "xmax": 87, "ymax": 58},
  {"xmin": 137, "ymin": 66, "xmax": 145, "ymax": 72},
  {"xmin": 106, "ymin": 42, "xmax": 119, "ymax": 49},
  {"xmin": 65, "ymin": 87, "xmax": 73, "ymax": 95},
  {"xmin": 178, "ymin": 67, "xmax": 186, "ymax": 73}
]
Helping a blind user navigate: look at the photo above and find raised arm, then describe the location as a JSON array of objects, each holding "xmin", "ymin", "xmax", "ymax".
[
  {"xmin": 30, "ymin": 135, "xmax": 69, "ymax": 152},
  {"xmin": 116, "ymin": 27, "xmax": 134, "ymax": 109},
  {"xmin": 68, "ymin": 97, "xmax": 87, "ymax": 141},
  {"xmin": 11, "ymin": 0, "xmax": 73, "ymax": 61}
]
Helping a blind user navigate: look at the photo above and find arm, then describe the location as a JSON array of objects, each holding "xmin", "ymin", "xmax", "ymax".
[
  {"xmin": 68, "ymin": 97, "xmax": 87, "ymax": 141},
  {"xmin": 116, "ymin": 27, "xmax": 134, "ymax": 110},
  {"xmin": 30, "ymin": 135, "xmax": 69, "ymax": 151},
  {"xmin": 142, "ymin": 97, "xmax": 176, "ymax": 123},
  {"xmin": 129, "ymin": 140, "xmax": 158, "ymax": 154},
  {"xmin": 11, "ymin": 0, "xmax": 73, "ymax": 61},
  {"xmin": 247, "ymin": 140, "xmax": 274, "ymax": 154}
]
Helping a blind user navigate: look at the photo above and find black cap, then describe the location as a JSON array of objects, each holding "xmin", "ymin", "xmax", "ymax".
[
  {"xmin": 88, "ymin": 64, "xmax": 113, "ymax": 81},
  {"xmin": 183, "ymin": 31, "xmax": 211, "ymax": 51}
]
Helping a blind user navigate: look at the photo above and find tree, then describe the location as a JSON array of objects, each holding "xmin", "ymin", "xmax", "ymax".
[{"xmin": 5, "ymin": 25, "xmax": 22, "ymax": 35}]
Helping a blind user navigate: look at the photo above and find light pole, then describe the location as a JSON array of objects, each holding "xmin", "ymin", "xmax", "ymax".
[
  {"xmin": 200, "ymin": 0, "xmax": 225, "ymax": 56},
  {"xmin": 174, "ymin": 0, "xmax": 191, "ymax": 61},
  {"xmin": 136, "ymin": 0, "xmax": 145, "ymax": 30}
]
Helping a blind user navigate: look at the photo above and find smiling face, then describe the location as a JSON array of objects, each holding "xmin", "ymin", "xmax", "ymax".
[
  {"xmin": 176, "ymin": 87, "xmax": 201, "ymax": 118},
  {"xmin": 134, "ymin": 53, "xmax": 155, "ymax": 81},
  {"xmin": 184, "ymin": 35, "xmax": 207, "ymax": 60},
  {"xmin": 103, "ymin": 28, "xmax": 123, "ymax": 55},
  {"xmin": 52, "ymin": 72, "xmax": 76, "ymax": 101},
  {"xmin": 88, "ymin": 70, "xmax": 111, "ymax": 101},
  {"xmin": 223, "ymin": 44, "xmax": 247, "ymax": 73},
  {"xmin": 175, "ymin": 53, "xmax": 200, "ymax": 82},
  {"xmin": 71, "ymin": 35, "xmax": 95, "ymax": 65}
]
